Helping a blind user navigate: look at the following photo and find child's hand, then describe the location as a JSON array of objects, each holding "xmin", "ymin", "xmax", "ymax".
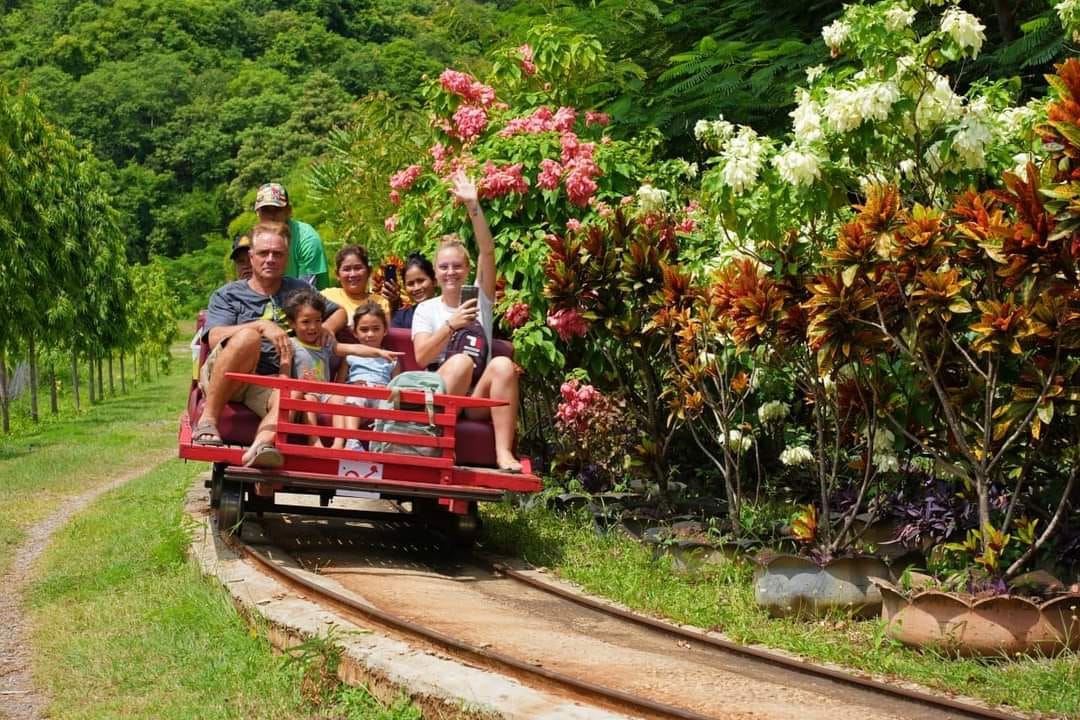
[
  {"xmin": 302, "ymin": 368, "xmax": 316, "ymax": 381},
  {"xmin": 378, "ymin": 349, "xmax": 404, "ymax": 362}
]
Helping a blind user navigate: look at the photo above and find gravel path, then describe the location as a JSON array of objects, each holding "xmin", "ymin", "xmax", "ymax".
[{"xmin": 0, "ymin": 452, "xmax": 173, "ymax": 720}]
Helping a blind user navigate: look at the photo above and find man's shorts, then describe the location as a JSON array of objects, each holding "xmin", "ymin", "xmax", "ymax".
[{"xmin": 199, "ymin": 344, "xmax": 274, "ymax": 417}]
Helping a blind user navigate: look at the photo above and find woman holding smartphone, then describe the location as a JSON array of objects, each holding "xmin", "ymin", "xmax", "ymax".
[{"xmin": 411, "ymin": 171, "xmax": 523, "ymax": 473}]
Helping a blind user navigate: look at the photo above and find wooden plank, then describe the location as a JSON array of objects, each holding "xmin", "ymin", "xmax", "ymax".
[
  {"xmin": 225, "ymin": 371, "xmax": 506, "ymax": 409},
  {"xmin": 277, "ymin": 441, "xmax": 454, "ymax": 468},
  {"xmin": 280, "ymin": 396, "xmax": 457, "ymax": 427},
  {"xmin": 277, "ymin": 421, "xmax": 454, "ymax": 448}
]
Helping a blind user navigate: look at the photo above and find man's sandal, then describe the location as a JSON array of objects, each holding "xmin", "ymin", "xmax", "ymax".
[
  {"xmin": 192, "ymin": 420, "xmax": 224, "ymax": 446},
  {"xmin": 243, "ymin": 441, "xmax": 284, "ymax": 469}
]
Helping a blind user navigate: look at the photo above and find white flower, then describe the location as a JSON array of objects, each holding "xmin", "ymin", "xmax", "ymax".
[
  {"xmin": 824, "ymin": 81, "xmax": 899, "ymax": 133},
  {"xmin": 871, "ymin": 427, "xmax": 899, "ymax": 474},
  {"xmin": 884, "ymin": 5, "xmax": 917, "ymax": 31},
  {"xmin": 758, "ymin": 400, "xmax": 790, "ymax": 425},
  {"xmin": 780, "ymin": 446, "xmax": 815, "ymax": 467},
  {"xmin": 941, "ymin": 8, "xmax": 986, "ymax": 56},
  {"xmin": 1058, "ymin": 0, "xmax": 1080, "ymax": 41},
  {"xmin": 727, "ymin": 429, "xmax": 753, "ymax": 454},
  {"xmin": 999, "ymin": 105, "xmax": 1036, "ymax": 138},
  {"xmin": 805, "ymin": 64, "xmax": 826, "ymax": 83},
  {"xmin": 719, "ymin": 126, "xmax": 767, "ymax": 194},
  {"xmin": 899, "ymin": 158, "xmax": 917, "ymax": 177},
  {"xmin": 791, "ymin": 92, "xmax": 824, "ymax": 142},
  {"xmin": 924, "ymin": 141, "xmax": 947, "ymax": 173},
  {"xmin": 952, "ymin": 115, "xmax": 993, "ymax": 170},
  {"xmin": 694, "ymin": 117, "xmax": 735, "ymax": 147},
  {"xmin": 822, "ymin": 19, "xmax": 851, "ymax": 53},
  {"xmin": 772, "ymin": 145, "xmax": 822, "ymax": 187},
  {"xmin": 915, "ymin": 73, "xmax": 964, "ymax": 130},
  {"xmin": 1012, "ymin": 153, "xmax": 1032, "ymax": 177},
  {"xmin": 636, "ymin": 184, "xmax": 669, "ymax": 213}
]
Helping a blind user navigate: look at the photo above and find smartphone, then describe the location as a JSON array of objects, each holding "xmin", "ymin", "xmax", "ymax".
[
  {"xmin": 460, "ymin": 285, "xmax": 479, "ymax": 304},
  {"xmin": 383, "ymin": 264, "xmax": 396, "ymax": 284}
]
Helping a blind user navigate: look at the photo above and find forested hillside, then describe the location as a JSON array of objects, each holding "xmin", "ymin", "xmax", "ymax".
[{"xmin": 0, "ymin": 0, "xmax": 1067, "ymax": 270}]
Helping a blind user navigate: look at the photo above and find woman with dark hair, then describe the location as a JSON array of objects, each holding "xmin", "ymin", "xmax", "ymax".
[
  {"xmin": 321, "ymin": 244, "xmax": 390, "ymax": 320},
  {"xmin": 389, "ymin": 252, "xmax": 437, "ymax": 329}
]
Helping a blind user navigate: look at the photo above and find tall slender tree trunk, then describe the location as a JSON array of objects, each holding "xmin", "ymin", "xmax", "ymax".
[
  {"xmin": 108, "ymin": 352, "xmax": 115, "ymax": 396},
  {"xmin": 120, "ymin": 352, "xmax": 126, "ymax": 394},
  {"xmin": 96, "ymin": 354, "xmax": 104, "ymax": 399},
  {"xmin": 88, "ymin": 354, "xmax": 97, "ymax": 404},
  {"xmin": 0, "ymin": 350, "xmax": 9, "ymax": 433},
  {"xmin": 71, "ymin": 350, "xmax": 81, "ymax": 411},
  {"xmin": 28, "ymin": 336, "xmax": 39, "ymax": 423},
  {"xmin": 49, "ymin": 362, "xmax": 58, "ymax": 415}
]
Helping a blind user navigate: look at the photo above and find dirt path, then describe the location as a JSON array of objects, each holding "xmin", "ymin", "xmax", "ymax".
[{"xmin": 0, "ymin": 451, "xmax": 173, "ymax": 720}]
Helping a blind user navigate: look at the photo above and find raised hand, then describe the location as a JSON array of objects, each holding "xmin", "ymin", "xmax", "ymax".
[{"xmin": 449, "ymin": 170, "xmax": 478, "ymax": 206}]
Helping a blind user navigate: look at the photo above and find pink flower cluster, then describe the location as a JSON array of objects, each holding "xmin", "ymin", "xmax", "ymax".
[
  {"xmin": 504, "ymin": 301, "xmax": 530, "ymax": 329},
  {"xmin": 546, "ymin": 307, "xmax": 590, "ymax": 342},
  {"xmin": 560, "ymin": 133, "xmax": 601, "ymax": 207},
  {"xmin": 453, "ymin": 104, "xmax": 488, "ymax": 141},
  {"xmin": 439, "ymin": 69, "xmax": 496, "ymax": 107},
  {"xmin": 384, "ymin": 215, "xmax": 399, "ymax": 233},
  {"xmin": 390, "ymin": 190, "xmax": 401, "ymax": 205},
  {"xmin": 585, "ymin": 111, "xmax": 610, "ymax": 126},
  {"xmin": 537, "ymin": 158, "xmax": 562, "ymax": 190},
  {"xmin": 555, "ymin": 379, "xmax": 603, "ymax": 435},
  {"xmin": 430, "ymin": 142, "xmax": 452, "ymax": 173},
  {"xmin": 390, "ymin": 164, "xmax": 422, "ymax": 191},
  {"xmin": 499, "ymin": 106, "xmax": 577, "ymax": 137},
  {"xmin": 517, "ymin": 44, "xmax": 537, "ymax": 76},
  {"xmin": 478, "ymin": 161, "xmax": 530, "ymax": 199}
]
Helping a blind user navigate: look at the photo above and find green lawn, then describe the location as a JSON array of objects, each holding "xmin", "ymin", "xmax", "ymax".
[
  {"xmin": 481, "ymin": 501, "xmax": 1080, "ymax": 718},
  {"xmin": 0, "ymin": 353, "xmax": 191, "ymax": 576},
  {"xmin": 3, "ymin": 336, "xmax": 417, "ymax": 719}
]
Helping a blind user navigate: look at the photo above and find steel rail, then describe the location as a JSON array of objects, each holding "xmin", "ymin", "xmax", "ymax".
[
  {"xmin": 484, "ymin": 560, "xmax": 1025, "ymax": 720},
  {"xmin": 229, "ymin": 534, "xmax": 717, "ymax": 720}
]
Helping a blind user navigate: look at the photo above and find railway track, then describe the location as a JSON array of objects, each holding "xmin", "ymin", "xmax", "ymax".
[{"xmin": 225, "ymin": 507, "xmax": 1030, "ymax": 720}]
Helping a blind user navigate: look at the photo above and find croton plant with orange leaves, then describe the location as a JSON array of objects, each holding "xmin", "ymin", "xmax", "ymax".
[{"xmin": 792, "ymin": 61, "xmax": 1080, "ymax": 577}]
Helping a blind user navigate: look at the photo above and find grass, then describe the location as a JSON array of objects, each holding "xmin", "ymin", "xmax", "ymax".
[
  {"xmin": 481, "ymin": 500, "xmax": 1080, "ymax": 718},
  {"xmin": 6, "ymin": 326, "xmax": 418, "ymax": 719},
  {"xmin": 26, "ymin": 460, "xmax": 418, "ymax": 719},
  {"xmin": 0, "ymin": 347, "xmax": 192, "ymax": 576}
]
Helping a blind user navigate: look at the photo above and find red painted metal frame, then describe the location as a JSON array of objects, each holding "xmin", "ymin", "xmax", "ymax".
[{"xmin": 177, "ymin": 371, "xmax": 542, "ymax": 512}]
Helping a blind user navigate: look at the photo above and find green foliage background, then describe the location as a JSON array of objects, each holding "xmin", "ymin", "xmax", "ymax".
[{"xmin": 0, "ymin": 0, "xmax": 1070, "ymax": 306}]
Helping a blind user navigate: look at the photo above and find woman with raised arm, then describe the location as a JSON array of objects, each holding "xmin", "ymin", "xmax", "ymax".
[{"xmin": 411, "ymin": 171, "xmax": 522, "ymax": 473}]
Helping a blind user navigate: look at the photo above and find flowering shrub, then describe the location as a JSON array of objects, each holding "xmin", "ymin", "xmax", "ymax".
[{"xmin": 553, "ymin": 378, "xmax": 637, "ymax": 491}]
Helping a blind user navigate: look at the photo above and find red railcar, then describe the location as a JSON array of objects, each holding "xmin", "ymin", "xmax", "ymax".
[{"xmin": 178, "ymin": 316, "xmax": 541, "ymax": 543}]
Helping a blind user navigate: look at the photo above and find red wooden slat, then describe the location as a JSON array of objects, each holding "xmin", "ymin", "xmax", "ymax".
[
  {"xmin": 277, "ymin": 421, "xmax": 454, "ymax": 448},
  {"xmin": 225, "ymin": 372, "xmax": 506, "ymax": 409},
  {"xmin": 280, "ymin": 397, "xmax": 457, "ymax": 426},
  {"xmin": 277, "ymin": 441, "xmax": 454, "ymax": 468}
]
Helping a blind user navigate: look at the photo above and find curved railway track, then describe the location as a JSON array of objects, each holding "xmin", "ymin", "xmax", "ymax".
[{"xmin": 225, "ymin": 508, "xmax": 1029, "ymax": 720}]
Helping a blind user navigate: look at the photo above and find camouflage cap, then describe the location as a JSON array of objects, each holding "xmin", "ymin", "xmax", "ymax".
[{"xmin": 254, "ymin": 182, "xmax": 289, "ymax": 210}]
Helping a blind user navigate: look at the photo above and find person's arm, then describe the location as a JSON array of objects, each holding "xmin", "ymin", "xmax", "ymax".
[
  {"xmin": 323, "ymin": 307, "xmax": 347, "ymax": 335},
  {"xmin": 449, "ymin": 170, "xmax": 495, "ymax": 300},
  {"xmin": 333, "ymin": 343, "xmax": 403, "ymax": 362},
  {"xmin": 205, "ymin": 289, "xmax": 291, "ymax": 364},
  {"xmin": 413, "ymin": 302, "xmax": 476, "ymax": 366}
]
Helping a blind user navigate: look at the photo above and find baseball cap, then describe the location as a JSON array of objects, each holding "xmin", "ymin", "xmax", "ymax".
[
  {"xmin": 230, "ymin": 234, "xmax": 252, "ymax": 259},
  {"xmin": 254, "ymin": 182, "xmax": 289, "ymax": 210}
]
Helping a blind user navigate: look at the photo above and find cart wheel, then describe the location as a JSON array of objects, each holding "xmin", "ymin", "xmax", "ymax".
[
  {"xmin": 447, "ymin": 503, "xmax": 482, "ymax": 549},
  {"xmin": 217, "ymin": 480, "xmax": 245, "ymax": 535},
  {"xmin": 209, "ymin": 463, "xmax": 226, "ymax": 509}
]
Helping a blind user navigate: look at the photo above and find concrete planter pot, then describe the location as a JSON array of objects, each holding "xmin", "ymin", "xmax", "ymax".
[
  {"xmin": 754, "ymin": 553, "xmax": 892, "ymax": 618},
  {"xmin": 872, "ymin": 579, "xmax": 1080, "ymax": 657},
  {"xmin": 642, "ymin": 525, "xmax": 752, "ymax": 572}
]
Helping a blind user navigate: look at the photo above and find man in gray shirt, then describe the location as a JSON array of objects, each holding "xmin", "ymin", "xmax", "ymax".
[{"xmin": 193, "ymin": 221, "xmax": 346, "ymax": 467}]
